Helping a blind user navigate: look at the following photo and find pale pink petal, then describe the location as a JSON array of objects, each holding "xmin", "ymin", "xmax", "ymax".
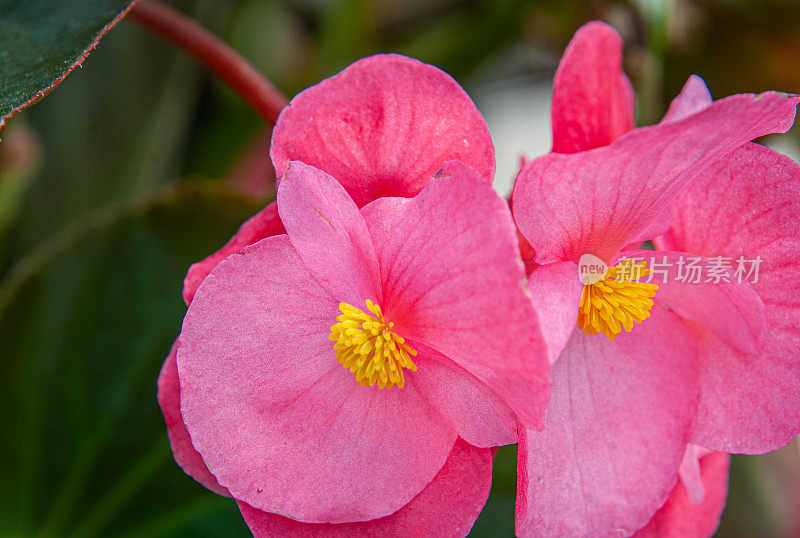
[
  {"xmin": 677, "ymin": 444, "xmax": 706, "ymax": 505},
  {"xmin": 623, "ymin": 204, "xmax": 674, "ymax": 246},
  {"xmin": 526, "ymin": 261, "xmax": 582, "ymax": 365},
  {"xmin": 156, "ymin": 343, "xmax": 229, "ymax": 497},
  {"xmin": 411, "ymin": 343, "xmax": 518, "ymax": 448},
  {"xmin": 361, "ymin": 161, "xmax": 550, "ymax": 429},
  {"xmin": 182, "ymin": 201, "xmax": 285, "ymax": 305},
  {"xmin": 516, "ymin": 305, "xmax": 698, "ymax": 537},
  {"xmin": 551, "ymin": 21, "xmax": 635, "ymax": 153},
  {"xmin": 277, "ymin": 161, "xmax": 381, "ymax": 305},
  {"xmin": 624, "ymin": 249, "xmax": 765, "ymax": 355},
  {"xmin": 238, "ymin": 438, "xmax": 492, "ymax": 538},
  {"xmin": 633, "ymin": 451, "xmax": 730, "ymax": 538},
  {"xmin": 271, "ymin": 54, "xmax": 495, "ymax": 207},
  {"xmin": 513, "ymin": 92, "xmax": 799, "ymax": 264},
  {"xmin": 179, "ymin": 235, "xmax": 455, "ymax": 523},
  {"xmin": 656, "ymin": 143, "xmax": 800, "ymax": 453},
  {"xmin": 685, "ymin": 323, "xmax": 799, "ymax": 453},
  {"xmin": 662, "ymin": 75, "xmax": 713, "ymax": 124}
]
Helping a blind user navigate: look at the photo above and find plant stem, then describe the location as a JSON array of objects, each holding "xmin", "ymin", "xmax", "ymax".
[{"xmin": 128, "ymin": 0, "xmax": 288, "ymax": 125}]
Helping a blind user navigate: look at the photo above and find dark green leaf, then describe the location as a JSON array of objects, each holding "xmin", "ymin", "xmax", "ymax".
[
  {"xmin": 0, "ymin": 182, "xmax": 259, "ymax": 537},
  {"xmin": 0, "ymin": 0, "xmax": 134, "ymax": 123},
  {"xmin": 469, "ymin": 445, "xmax": 517, "ymax": 537}
]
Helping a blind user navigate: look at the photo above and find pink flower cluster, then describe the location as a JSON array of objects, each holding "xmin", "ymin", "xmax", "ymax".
[{"xmin": 158, "ymin": 21, "xmax": 800, "ymax": 537}]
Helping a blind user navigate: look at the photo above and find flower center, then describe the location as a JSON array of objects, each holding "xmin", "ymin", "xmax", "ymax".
[
  {"xmin": 577, "ymin": 258, "xmax": 659, "ymax": 342},
  {"xmin": 329, "ymin": 300, "xmax": 417, "ymax": 389}
]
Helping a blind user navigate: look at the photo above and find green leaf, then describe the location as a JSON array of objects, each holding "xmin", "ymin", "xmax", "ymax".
[
  {"xmin": 0, "ymin": 0, "xmax": 134, "ymax": 124},
  {"xmin": 0, "ymin": 182, "xmax": 258, "ymax": 537},
  {"xmin": 14, "ymin": 0, "xmax": 224, "ymax": 255},
  {"xmin": 469, "ymin": 445, "xmax": 517, "ymax": 537}
]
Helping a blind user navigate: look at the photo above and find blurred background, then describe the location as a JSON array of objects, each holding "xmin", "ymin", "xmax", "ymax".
[{"xmin": 1, "ymin": 0, "xmax": 799, "ymax": 536}]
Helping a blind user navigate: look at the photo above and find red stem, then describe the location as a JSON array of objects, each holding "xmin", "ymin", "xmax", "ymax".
[{"xmin": 128, "ymin": 0, "xmax": 288, "ymax": 124}]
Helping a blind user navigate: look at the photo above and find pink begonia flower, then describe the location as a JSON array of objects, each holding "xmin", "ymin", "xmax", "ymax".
[
  {"xmin": 158, "ymin": 55, "xmax": 533, "ymax": 535},
  {"xmin": 633, "ymin": 446, "xmax": 730, "ymax": 538},
  {"xmin": 176, "ymin": 160, "xmax": 548, "ymax": 527},
  {"xmin": 511, "ymin": 21, "xmax": 800, "ymax": 536},
  {"xmin": 182, "ymin": 53, "xmax": 494, "ymax": 305},
  {"xmin": 158, "ymin": 348, "xmax": 494, "ymax": 536}
]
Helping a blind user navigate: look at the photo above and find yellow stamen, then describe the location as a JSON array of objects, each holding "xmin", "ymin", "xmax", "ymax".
[
  {"xmin": 577, "ymin": 258, "xmax": 659, "ymax": 342},
  {"xmin": 328, "ymin": 300, "xmax": 417, "ymax": 389}
]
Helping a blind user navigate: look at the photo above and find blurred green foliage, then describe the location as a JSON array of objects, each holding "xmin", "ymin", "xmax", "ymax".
[
  {"xmin": 0, "ymin": 184, "xmax": 259, "ymax": 536},
  {"xmin": 0, "ymin": 0, "xmax": 798, "ymax": 536}
]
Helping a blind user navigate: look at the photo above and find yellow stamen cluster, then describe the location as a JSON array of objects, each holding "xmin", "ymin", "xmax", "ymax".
[
  {"xmin": 577, "ymin": 258, "xmax": 659, "ymax": 342},
  {"xmin": 329, "ymin": 300, "xmax": 417, "ymax": 389}
]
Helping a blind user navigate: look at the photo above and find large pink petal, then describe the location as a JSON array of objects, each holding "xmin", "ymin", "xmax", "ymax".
[
  {"xmin": 526, "ymin": 261, "xmax": 582, "ymax": 365},
  {"xmin": 156, "ymin": 343, "xmax": 229, "ymax": 497},
  {"xmin": 178, "ymin": 235, "xmax": 455, "ymax": 523},
  {"xmin": 238, "ymin": 438, "xmax": 492, "ymax": 537},
  {"xmin": 551, "ymin": 21, "xmax": 635, "ymax": 154},
  {"xmin": 516, "ymin": 305, "xmax": 698, "ymax": 537},
  {"xmin": 656, "ymin": 143, "xmax": 800, "ymax": 452},
  {"xmin": 623, "ymin": 249, "xmax": 765, "ymax": 356},
  {"xmin": 411, "ymin": 343, "xmax": 518, "ymax": 448},
  {"xmin": 662, "ymin": 75, "xmax": 713, "ymax": 124},
  {"xmin": 684, "ymin": 323, "xmax": 799, "ymax": 453},
  {"xmin": 182, "ymin": 201, "xmax": 285, "ymax": 305},
  {"xmin": 271, "ymin": 54, "xmax": 495, "ymax": 207},
  {"xmin": 361, "ymin": 161, "xmax": 550, "ymax": 429},
  {"xmin": 278, "ymin": 161, "xmax": 381, "ymax": 305},
  {"xmin": 633, "ymin": 450, "xmax": 730, "ymax": 538},
  {"xmin": 513, "ymin": 92, "xmax": 798, "ymax": 264}
]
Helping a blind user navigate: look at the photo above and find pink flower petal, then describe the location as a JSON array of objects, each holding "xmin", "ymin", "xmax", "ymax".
[
  {"xmin": 411, "ymin": 342, "xmax": 518, "ymax": 447},
  {"xmin": 623, "ymin": 205, "xmax": 675, "ymax": 246},
  {"xmin": 156, "ymin": 343, "xmax": 229, "ymax": 497},
  {"xmin": 271, "ymin": 54, "xmax": 495, "ymax": 207},
  {"xmin": 526, "ymin": 261, "xmax": 582, "ymax": 365},
  {"xmin": 516, "ymin": 305, "xmax": 698, "ymax": 537},
  {"xmin": 278, "ymin": 161, "xmax": 381, "ymax": 305},
  {"xmin": 178, "ymin": 235, "xmax": 456, "ymax": 522},
  {"xmin": 607, "ymin": 74, "xmax": 717, "ymax": 245},
  {"xmin": 677, "ymin": 444, "xmax": 706, "ymax": 506},
  {"xmin": 656, "ymin": 143, "xmax": 800, "ymax": 453},
  {"xmin": 182, "ymin": 201, "xmax": 285, "ymax": 305},
  {"xmin": 633, "ymin": 451, "xmax": 730, "ymax": 538},
  {"xmin": 662, "ymin": 75, "xmax": 713, "ymax": 124},
  {"xmin": 686, "ymin": 324, "xmax": 799, "ymax": 453},
  {"xmin": 516, "ymin": 225, "xmax": 539, "ymax": 275},
  {"xmin": 361, "ymin": 161, "xmax": 550, "ymax": 429},
  {"xmin": 624, "ymin": 249, "xmax": 766, "ymax": 356},
  {"xmin": 551, "ymin": 21, "xmax": 635, "ymax": 154},
  {"xmin": 513, "ymin": 92, "xmax": 799, "ymax": 264},
  {"xmin": 238, "ymin": 438, "xmax": 492, "ymax": 537}
]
